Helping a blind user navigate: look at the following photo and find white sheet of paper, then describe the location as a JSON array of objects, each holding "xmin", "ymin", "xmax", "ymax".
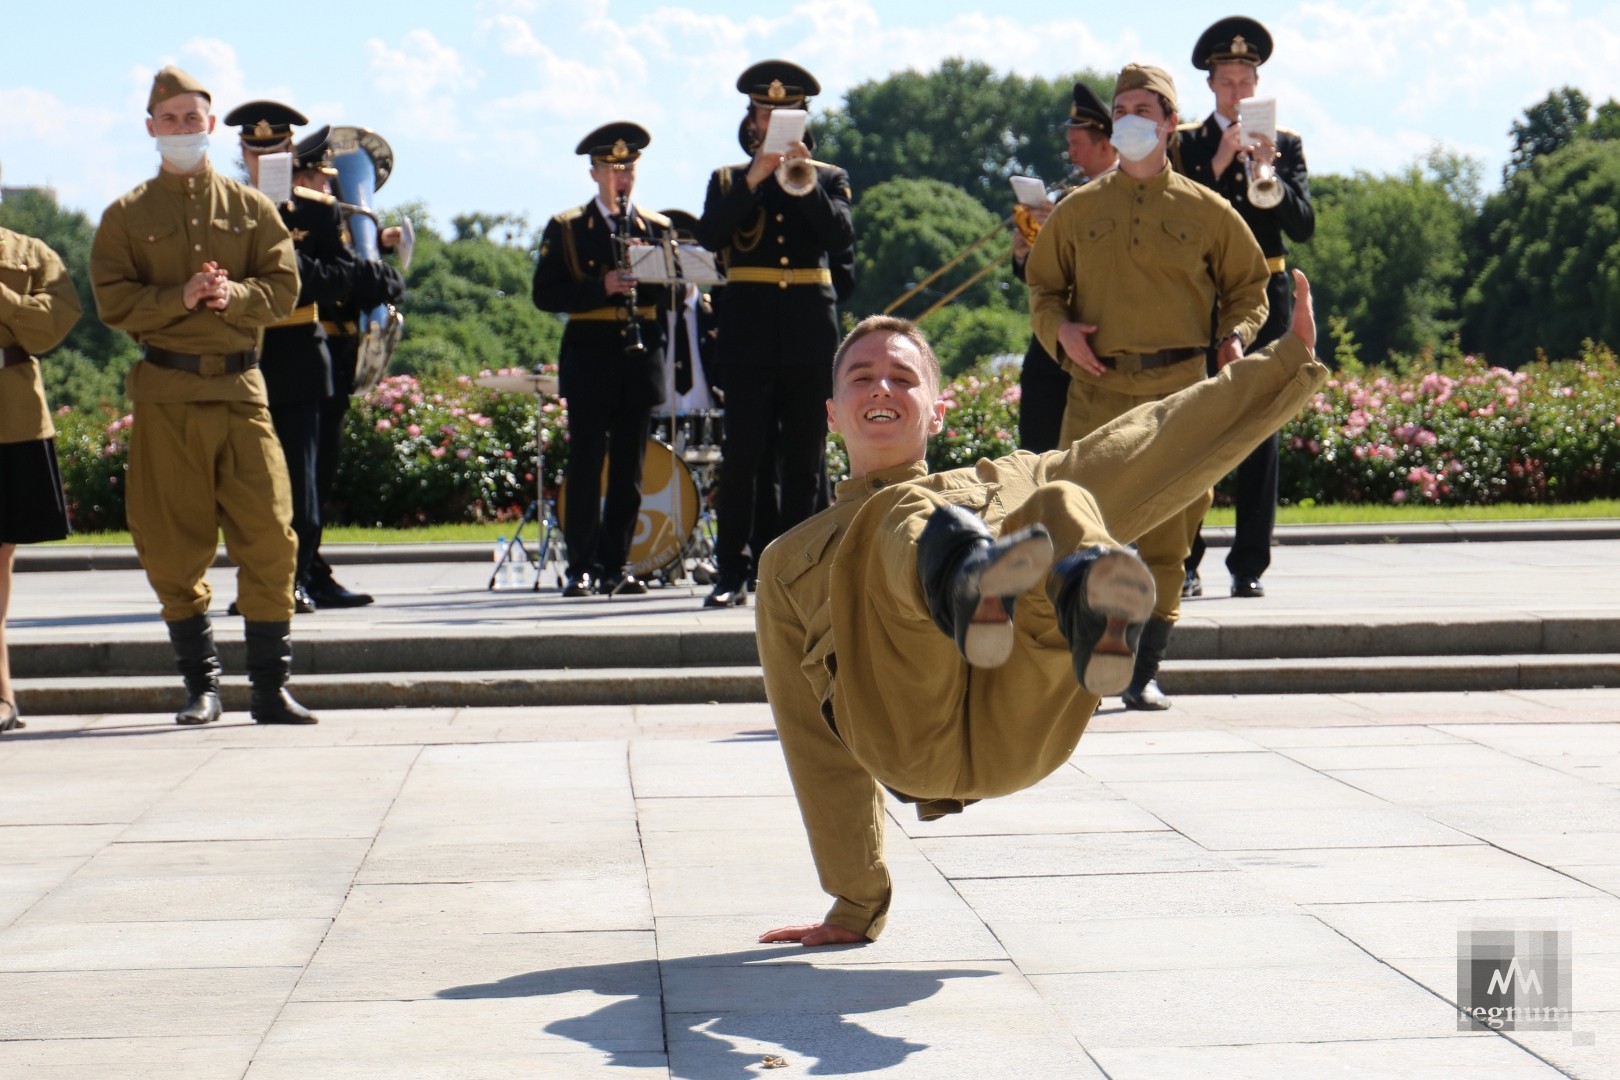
[
  {"xmin": 628, "ymin": 244, "xmax": 670, "ymax": 281},
  {"xmin": 675, "ymin": 245, "xmax": 725, "ymax": 285},
  {"xmin": 256, "ymin": 152, "xmax": 292, "ymax": 203},
  {"xmin": 1237, "ymin": 96, "xmax": 1277, "ymax": 148},
  {"xmin": 1009, "ymin": 175, "xmax": 1047, "ymax": 207},
  {"xmin": 760, "ymin": 109, "xmax": 808, "ymax": 155}
]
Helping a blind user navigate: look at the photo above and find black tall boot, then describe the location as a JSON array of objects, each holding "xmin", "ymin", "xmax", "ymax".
[
  {"xmin": 917, "ymin": 503, "xmax": 1053, "ymax": 668},
  {"xmin": 1121, "ymin": 617, "xmax": 1174, "ymax": 711},
  {"xmin": 166, "ymin": 614, "xmax": 222, "ymax": 726},
  {"xmin": 243, "ymin": 620, "xmax": 319, "ymax": 725},
  {"xmin": 1047, "ymin": 546, "xmax": 1155, "ymax": 696}
]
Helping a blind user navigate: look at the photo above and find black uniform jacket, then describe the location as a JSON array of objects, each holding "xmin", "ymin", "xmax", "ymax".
[
  {"xmin": 316, "ymin": 217, "xmax": 406, "ymax": 396},
  {"xmin": 532, "ymin": 200, "xmax": 671, "ymax": 404},
  {"xmin": 259, "ymin": 188, "xmax": 363, "ymax": 405},
  {"xmin": 696, "ymin": 161, "xmax": 853, "ymax": 369},
  {"xmin": 1174, "ymin": 116, "xmax": 1314, "ymax": 258}
]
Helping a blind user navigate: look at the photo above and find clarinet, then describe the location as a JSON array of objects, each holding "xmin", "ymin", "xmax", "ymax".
[{"xmin": 616, "ymin": 193, "xmax": 648, "ymax": 358}]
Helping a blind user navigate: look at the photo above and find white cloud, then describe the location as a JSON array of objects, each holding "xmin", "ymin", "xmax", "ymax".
[{"xmin": 366, "ymin": 29, "xmax": 478, "ymax": 141}]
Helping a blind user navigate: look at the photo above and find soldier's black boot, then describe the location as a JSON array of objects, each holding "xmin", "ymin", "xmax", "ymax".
[
  {"xmin": 167, "ymin": 614, "xmax": 222, "ymax": 726},
  {"xmin": 917, "ymin": 503, "xmax": 1054, "ymax": 668},
  {"xmin": 243, "ymin": 621, "xmax": 319, "ymax": 725},
  {"xmin": 1121, "ymin": 617, "xmax": 1174, "ymax": 711},
  {"xmin": 1047, "ymin": 546, "xmax": 1155, "ymax": 697}
]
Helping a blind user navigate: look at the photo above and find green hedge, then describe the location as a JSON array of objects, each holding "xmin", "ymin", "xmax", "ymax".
[{"xmin": 50, "ymin": 345, "xmax": 1620, "ymax": 532}]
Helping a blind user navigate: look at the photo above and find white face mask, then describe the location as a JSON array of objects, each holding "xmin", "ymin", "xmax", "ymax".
[
  {"xmin": 1110, "ymin": 115, "xmax": 1163, "ymax": 162},
  {"xmin": 156, "ymin": 132, "xmax": 209, "ymax": 171}
]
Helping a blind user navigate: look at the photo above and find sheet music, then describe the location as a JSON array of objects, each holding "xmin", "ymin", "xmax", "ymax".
[
  {"xmin": 760, "ymin": 109, "xmax": 808, "ymax": 155},
  {"xmin": 1237, "ymin": 96, "xmax": 1277, "ymax": 148},
  {"xmin": 627, "ymin": 242, "xmax": 725, "ymax": 286},
  {"xmin": 674, "ymin": 245, "xmax": 724, "ymax": 286},
  {"xmin": 1009, "ymin": 175, "xmax": 1047, "ymax": 207},
  {"xmin": 628, "ymin": 244, "xmax": 670, "ymax": 281},
  {"xmin": 256, "ymin": 152, "xmax": 293, "ymax": 204}
]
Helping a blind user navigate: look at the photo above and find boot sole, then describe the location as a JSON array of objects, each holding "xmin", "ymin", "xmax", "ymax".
[
  {"xmin": 963, "ymin": 532, "xmax": 1056, "ymax": 668},
  {"xmin": 1079, "ymin": 551, "xmax": 1156, "ymax": 696}
]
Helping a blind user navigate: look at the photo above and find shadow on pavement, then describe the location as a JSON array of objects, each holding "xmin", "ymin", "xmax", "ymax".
[{"xmin": 439, "ymin": 947, "xmax": 996, "ymax": 1077}]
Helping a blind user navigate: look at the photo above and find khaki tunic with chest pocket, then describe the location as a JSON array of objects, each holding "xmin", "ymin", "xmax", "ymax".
[{"xmin": 0, "ymin": 227, "xmax": 82, "ymax": 444}]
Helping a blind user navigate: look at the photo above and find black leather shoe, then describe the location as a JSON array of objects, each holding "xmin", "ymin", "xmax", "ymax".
[
  {"xmin": 1231, "ymin": 576, "xmax": 1265, "ymax": 598},
  {"xmin": 703, "ymin": 576, "xmax": 748, "ymax": 608},
  {"xmin": 1181, "ymin": 570, "xmax": 1203, "ymax": 598},
  {"xmin": 917, "ymin": 504, "xmax": 1053, "ymax": 668},
  {"xmin": 605, "ymin": 573, "xmax": 649, "ymax": 596},
  {"xmin": 1047, "ymin": 546, "xmax": 1155, "ymax": 696},
  {"xmin": 1122, "ymin": 678, "xmax": 1172, "ymax": 710},
  {"xmin": 305, "ymin": 577, "xmax": 374, "ymax": 608},
  {"xmin": 562, "ymin": 572, "xmax": 596, "ymax": 598}
]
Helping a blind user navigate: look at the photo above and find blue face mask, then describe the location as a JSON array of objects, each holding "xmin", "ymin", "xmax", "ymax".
[{"xmin": 1110, "ymin": 115, "xmax": 1162, "ymax": 162}]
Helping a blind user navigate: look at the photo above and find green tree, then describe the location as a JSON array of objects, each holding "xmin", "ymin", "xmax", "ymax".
[
  {"xmin": 848, "ymin": 177, "xmax": 1020, "ymax": 323},
  {"xmin": 1290, "ymin": 156, "xmax": 1473, "ymax": 364},
  {"xmin": 817, "ymin": 59, "xmax": 1114, "ymax": 215},
  {"xmin": 1464, "ymin": 138, "xmax": 1620, "ymax": 361},
  {"xmin": 1506, "ymin": 87, "xmax": 1592, "ymax": 179}
]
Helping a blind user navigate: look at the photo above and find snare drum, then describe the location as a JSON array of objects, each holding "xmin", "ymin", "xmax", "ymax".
[{"xmin": 559, "ymin": 439, "xmax": 699, "ymax": 579}]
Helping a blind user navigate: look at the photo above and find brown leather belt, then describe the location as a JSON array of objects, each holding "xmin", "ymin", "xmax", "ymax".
[
  {"xmin": 1098, "ymin": 346, "xmax": 1203, "ymax": 374},
  {"xmin": 144, "ymin": 346, "xmax": 259, "ymax": 374},
  {"xmin": 0, "ymin": 345, "xmax": 31, "ymax": 368}
]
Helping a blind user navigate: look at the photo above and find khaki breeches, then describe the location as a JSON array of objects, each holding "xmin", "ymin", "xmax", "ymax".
[
  {"xmin": 1057, "ymin": 368, "xmax": 1210, "ymax": 622},
  {"xmin": 127, "ymin": 399, "xmax": 297, "ymax": 622}
]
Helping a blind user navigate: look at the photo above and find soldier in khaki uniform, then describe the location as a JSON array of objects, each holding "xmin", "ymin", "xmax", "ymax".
[
  {"xmin": 757, "ymin": 273, "xmax": 1324, "ymax": 947},
  {"xmin": 89, "ymin": 65, "xmax": 317, "ymax": 726},
  {"xmin": 1026, "ymin": 64, "xmax": 1269, "ymax": 711},
  {"xmin": 0, "ymin": 225, "xmax": 81, "ymax": 733}
]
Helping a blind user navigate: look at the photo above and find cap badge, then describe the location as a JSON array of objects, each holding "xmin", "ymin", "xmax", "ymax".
[
  {"xmin": 767, "ymin": 79, "xmax": 786, "ymax": 101},
  {"xmin": 610, "ymin": 139, "xmax": 629, "ymax": 161},
  {"xmin": 253, "ymin": 120, "xmax": 273, "ymax": 138},
  {"xmin": 1231, "ymin": 35, "xmax": 1249, "ymax": 56}
]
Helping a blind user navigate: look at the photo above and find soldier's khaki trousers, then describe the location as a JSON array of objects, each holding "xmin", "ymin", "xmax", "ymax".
[
  {"xmin": 127, "ymin": 399, "xmax": 297, "ymax": 622},
  {"xmin": 825, "ymin": 341, "xmax": 1326, "ymax": 805},
  {"xmin": 1057, "ymin": 364, "xmax": 1209, "ymax": 622}
]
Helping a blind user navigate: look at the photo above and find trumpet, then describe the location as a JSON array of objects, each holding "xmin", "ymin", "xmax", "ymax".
[
  {"xmin": 1246, "ymin": 155, "xmax": 1283, "ymax": 209},
  {"xmin": 775, "ymin": 153, "xmax": 817, "ymax": 197}
]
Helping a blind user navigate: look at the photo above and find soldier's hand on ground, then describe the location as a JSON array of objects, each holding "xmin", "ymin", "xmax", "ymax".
[
  {"xmin": 1290, "ymin": 268, "xmax": 1315, "ymax": 351},
  {"xmin": 758, "ymin": 921, "xmax": 865, "ymax": 947},
  {"xmin": 1215, "ymin": 332, "xmax": 1244, "ymax": 370},
  {"xmin": 1057, "ymin": 321, "xmax": 1104, "ymax": 376}
]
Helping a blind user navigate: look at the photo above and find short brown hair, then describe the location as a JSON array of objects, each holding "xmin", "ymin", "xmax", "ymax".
[{"xmin": 831, "ymin": 315, "xmax": 942, "ymax": 390}]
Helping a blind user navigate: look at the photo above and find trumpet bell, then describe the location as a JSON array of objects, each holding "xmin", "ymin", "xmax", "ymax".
[
  {"xmin": 776, "ymin": 157, "xmax": 817, "ymax": 197},
  {"xmin": 1246, "ymin": 158, "xmax": 1284, "ymax": 209}
]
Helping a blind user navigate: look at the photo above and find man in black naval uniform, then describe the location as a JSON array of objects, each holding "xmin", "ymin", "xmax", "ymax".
[
  {"xmin": 224, "ymin": 103, "xmax": 356, "ymax": 616},
  {"xmin": 290, "ymin": 131, "xmax": 406, "ymax": 608},
  {"xmin": 532, "ymin": 123, "xmax": 671, "ymax": 598},
  {"xmin": 1012, "ymin": 82, "xmax": 1117, "ymax": 452},
  {"xmin": 696, "ymin": 60, "xmax": 853, "ymax": 608},
  {"xmin": 1174, "ymin": 16, "xmax": 1314, "ymax": 599}
]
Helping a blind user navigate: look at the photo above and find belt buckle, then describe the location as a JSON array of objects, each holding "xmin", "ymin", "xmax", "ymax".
[{"xmin": 199, "ymin": 354, "xmax": 226, "ymax": 377}]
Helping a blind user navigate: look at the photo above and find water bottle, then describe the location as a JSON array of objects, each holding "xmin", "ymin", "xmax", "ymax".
[{"xmin": 493, "ymin": 536, "xmax": 510, "ymax": 588}]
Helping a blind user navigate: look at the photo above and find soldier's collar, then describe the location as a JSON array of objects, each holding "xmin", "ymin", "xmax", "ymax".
[
  {"xmin": 834, "ymin": 460, "xmax": 928, "ymax": 503},
  {"xmin": 156, "ymin": 160, "xmax": 214, "ymax": 191}
]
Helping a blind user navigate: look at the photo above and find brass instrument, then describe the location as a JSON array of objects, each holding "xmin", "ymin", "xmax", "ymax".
[
  {"xmin": 328, "ymin": 125, "xmax": 405, "ymax": 393},
  {"xmin": 1246, "ymin": 154, "xmax": 1283, "ymax": 208},
  {"xmin": 775, "ymin": 154, "xmax": 817, "ymax": 197},
  {"xmin": 884, "ymin": 177, "xmax": 1075, "ymax": 319},
  {"xmin": 615, "ymin": 193, "xmax": 648, "ymax": 358}
]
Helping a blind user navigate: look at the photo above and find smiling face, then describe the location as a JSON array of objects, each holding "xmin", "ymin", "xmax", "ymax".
[{"xmin": 827, "ymin": 328, "xmax": 945, "ymax": 479}]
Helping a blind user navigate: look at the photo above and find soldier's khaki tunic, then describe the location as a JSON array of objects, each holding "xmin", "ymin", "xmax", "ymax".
[
  {"xmin": 0, "ymin": 228, "xmax": 81, "ymax": 442},
  {"xmin": 1025, "ymin": 166, "xmax": 1270, "ymax": 620},
  {"xmin": 90, "ymin": 164, "xmax": 299, "ymax": 622},
  {"xmin": 758, "ymin": 335, "xmax": 1325, "ymax": 940}
]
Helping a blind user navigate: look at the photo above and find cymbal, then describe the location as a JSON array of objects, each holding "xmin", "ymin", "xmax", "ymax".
[{"xmin": 475, "ymin": 372, "xmax": 560, "ymax": 395}]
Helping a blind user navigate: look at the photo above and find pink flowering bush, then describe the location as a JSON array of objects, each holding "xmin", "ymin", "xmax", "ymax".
[
  {"xmin": 54, "ymin": 405, "xmax": 132, "ymax": 532},
  {"xmin": 1278, "ymin": 344, "xmax": 1620, "ymax": 505}
]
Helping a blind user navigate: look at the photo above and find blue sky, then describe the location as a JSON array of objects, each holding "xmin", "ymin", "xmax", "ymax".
[{"xmin": 5, "ymin": 0, "xmax": 1619, "ymax": 237}]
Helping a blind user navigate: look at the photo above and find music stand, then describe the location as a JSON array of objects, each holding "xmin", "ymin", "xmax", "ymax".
[{"xmin": 477, "ymin": 370, "xmax": 565, "ymax": 592}]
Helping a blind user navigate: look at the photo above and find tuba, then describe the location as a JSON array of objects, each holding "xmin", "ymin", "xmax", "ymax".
[{"xmin": 328, "ymin": 125, "xmax": 405, "ymax": 393}]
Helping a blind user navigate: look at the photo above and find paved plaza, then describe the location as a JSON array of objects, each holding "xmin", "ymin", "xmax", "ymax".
[{"xmin": 0, "ymin": 536, "xmax": 1617, "ymax": 1077}]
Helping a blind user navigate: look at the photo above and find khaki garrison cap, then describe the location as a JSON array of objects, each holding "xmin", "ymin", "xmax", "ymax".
[
  {"xmin": 1114, "ymin": 63, "xmax": 1177, "ymax": 113},
  {"xmin": 148, "ymin": 65, "xmax": 210, "ymax": 115}
]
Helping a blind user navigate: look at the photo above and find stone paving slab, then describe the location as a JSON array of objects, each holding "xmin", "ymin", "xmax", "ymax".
[{"xmin": 2, "ymin": 692, "xmax": 1617, "ymax": 1078}]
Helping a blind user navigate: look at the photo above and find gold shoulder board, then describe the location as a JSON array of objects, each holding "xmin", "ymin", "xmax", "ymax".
[
  {"xmin": 292, "ymin": 186, "xmax": 337, "ymax": 205},
  {"xmin": 640, "ymin": 209, "xmax": 671, "ymax": 229}
]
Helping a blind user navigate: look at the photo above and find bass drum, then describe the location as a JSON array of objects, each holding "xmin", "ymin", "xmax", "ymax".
[{"xmin": 557, "ymin": 439, "xmax": 699, "ymax": 580}]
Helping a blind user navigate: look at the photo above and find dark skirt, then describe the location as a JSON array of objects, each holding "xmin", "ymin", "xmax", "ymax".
[{"xmin": 0, "ymin": 437, "xmax": 70, "ymax": 544}]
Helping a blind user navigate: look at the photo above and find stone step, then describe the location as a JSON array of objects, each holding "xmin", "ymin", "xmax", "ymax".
[{"xmin": 15, "ymin": 653, "xmax": 1619, "ymax": 716}]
